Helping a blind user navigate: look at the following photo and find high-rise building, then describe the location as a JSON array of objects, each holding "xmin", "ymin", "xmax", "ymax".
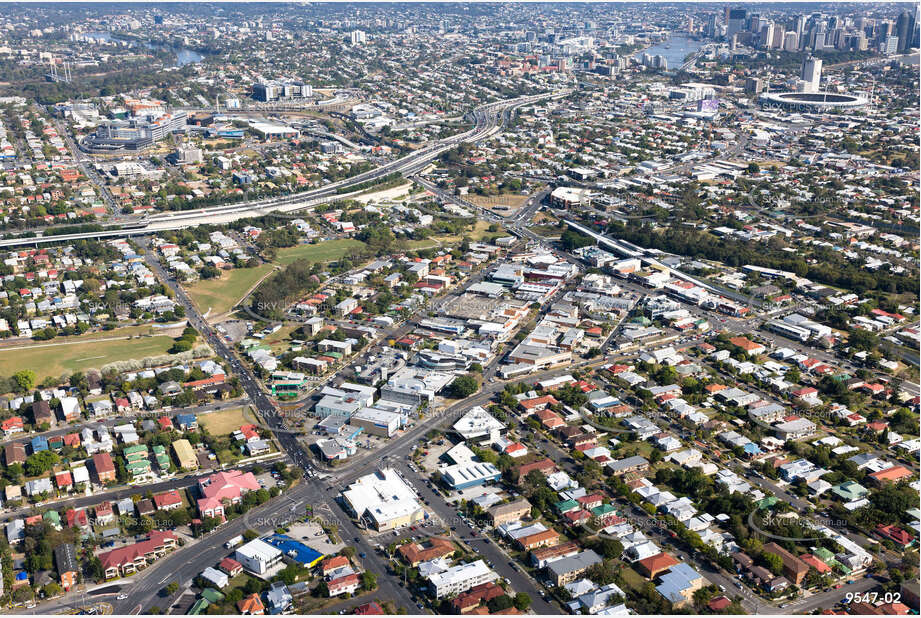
[
  {"xmin": 909, "ymin": 6, "xmax": 920, "ymax": 51},
  {"xmin": 883, "ymin": 35, "xmax": 900, "ymax": 55},
  {"xmin": 800, "ymin": 56, "xmax": 822, "ymax": 92},
  {"xmin": 760, "ymin": 23, "xmax": 775, "ymax": 48},
  {"xmin": 772, "ymin": 25, "xmax": 785, "ymax": 48},
  {"xmin": 896, "ymin": 11, "xmax": 911, "ymax": 52},
  {"xmin": 706, "ymin": 13, "xmax": 719, "ymax": 38},
  {"xmin": 783, "ymin": 31, "xmax": 799, "ymax": 51},
  {"xmin": 727, "ymin": 8, "xmax": 748, "ymax": 39},
  {"xmin": 744, "ymin": 77, "xmax": 763, "ymax": 94},
  {"xmin": 350, "ymin": 30, "xmax": 366, "ymax": 45}
]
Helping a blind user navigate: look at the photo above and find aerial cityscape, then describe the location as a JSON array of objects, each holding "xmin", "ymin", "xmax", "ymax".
[{"xmin": 0, "ymin": 2, "xmax": 917, "ymax": 616}]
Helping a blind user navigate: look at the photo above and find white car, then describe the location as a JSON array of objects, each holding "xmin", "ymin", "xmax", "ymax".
[{"xmin": 117, "ymin": 594, "xmax": 128, "ymax": 600}]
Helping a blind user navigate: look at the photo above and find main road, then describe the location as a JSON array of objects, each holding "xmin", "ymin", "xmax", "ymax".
[{"xmin": 0, "ymin": 90, "xmax": 571, "ymax": 249}]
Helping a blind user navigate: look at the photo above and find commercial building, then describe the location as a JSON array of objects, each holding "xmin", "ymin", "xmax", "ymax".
[
  {"xmin": 428, "ymin": 560, "xmax": 497, "ymax": 599},
  {"xmin": 340, "ymin": 468, "xmax": 424, "ymax": 531},
  {"xmin": 253, "ymin": 80, "xmax": 314, "ymax": 102},
  {"xmin": 800, "ymin": 56, "xmax": 822, "ymax": 92},
  {"xmin": 441, "ymin": 462, "xmax": 501, "ymax": 490},
  {"xmin": 350, "ymin": 407, "xmax": 402, "ymax": 437},
  {"xmin": 550, "ymin": 186, "xmax": 592, "ymax": 208},
  {"xmin": 235, "ymin": 539, "xmax": 284, "ymax": 575},
  {"xmin": 452, "ymin": 406, "xmax": 505, "ymax": 441},
  {"xmin": 83, "ymin": 111, "xmax": 187, "ymax": 152}
]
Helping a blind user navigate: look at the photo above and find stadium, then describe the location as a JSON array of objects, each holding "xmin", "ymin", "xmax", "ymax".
[{"xmin": 759, "ymin": 91, "xmax": 869, "ymax": 110}]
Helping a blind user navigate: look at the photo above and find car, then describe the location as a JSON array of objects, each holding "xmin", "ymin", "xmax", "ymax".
[
  {"xmin": 117, "ymin": 594, "xmax": 128, "ymax": 600},
  {"xmin": 834, "ymin": 584, "xmax": 843, "ymax": 589},
  {"xmin": 354, "ymin": 537, "xmax": 360, "ymax": 542},
  {"xmin": 359, "ymin": 552, "xmax": 366, "ymax": 558}
]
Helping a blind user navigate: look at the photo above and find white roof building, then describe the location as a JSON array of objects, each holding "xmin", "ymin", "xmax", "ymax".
[
  {"xmin": 427, "ymin": 560, "xmax": 497, "ymax": 599},
  {"xmin": 452, "ymin": 406, "xmax": 504, "ymax": 440},
  {"xmin": 340, "ymin": 468, "xmax": 424, "ymax": 531},
  {"xmin": 235, "ymin": 539, "xmax": 283, "ymax": 575}
]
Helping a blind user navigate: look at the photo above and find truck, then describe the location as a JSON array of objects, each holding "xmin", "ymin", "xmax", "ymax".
[{"xmin": 225, "ymin": 535, "xmax": 244, "ymax": 549}]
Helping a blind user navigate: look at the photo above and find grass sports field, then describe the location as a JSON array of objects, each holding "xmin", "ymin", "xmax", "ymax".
[
  {"xmin": 187, "ymin": 264, "xmax": 274, "ymax": 316},
  {"xmin": 275, "ymin": 238, "xmax": 366, "ymax": 266},
  {"xmin": 0, "ymin": 334, "xmax": 175, "ymax": 381}
]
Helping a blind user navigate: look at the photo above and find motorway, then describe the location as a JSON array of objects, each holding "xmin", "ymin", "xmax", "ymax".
[{"xmin": 0, "ymin": 90, "xmax": 571, "ymax": 249}]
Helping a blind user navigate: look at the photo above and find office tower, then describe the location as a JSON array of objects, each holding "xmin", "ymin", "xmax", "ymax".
[
  {"xmin": 855, "ymin": 33, "xmax": 868, "ymax": 51},
  {"xmin": 772, "ymin": 25, "xmax": 785, "ymax": 49},
  {"xmin": 895, "ymin": 11, "xmax": 910, "ymax": 52},
  {"xmin": 727, "ymin": 8, "xmax": 747, "ymax": 39},
  {"xmin": 349, "ymin": 30, "xmax": 366, "ymax": 45},
  {"xmin": 801, "ymin": 56, "xmax": 822, "ymax": 92},
  {"xmin": 911, "ymin": 6, "xmax": 920, "ymax": 50},
  {"xmin": 706, "ymin": 13, "xmax": 718, "ymax": 38},
  {"xmin": 783, "ymin": 31, "xmax": 799, "ymax": 51},
  {"xmin": 760, "ymin": 23, "xmax": 774, "ymax": 48},
  {"xmin": 883, "ymin": 35, "xmax": 900, "ymax": 55}
]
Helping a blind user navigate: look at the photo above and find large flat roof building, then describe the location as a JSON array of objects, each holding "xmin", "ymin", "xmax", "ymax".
[{"xmin": 340, "ymin": 468, "xmax": 424, "ymax": 531}]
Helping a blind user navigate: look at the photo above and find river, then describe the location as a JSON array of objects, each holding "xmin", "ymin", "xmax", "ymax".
[
  {"xmin": 84, "ymin": 31, "xmax": 203, "ymax": 66},
  {"xmin": 634, "ymin": 33, "xmax": 703, "ymax": 69}
]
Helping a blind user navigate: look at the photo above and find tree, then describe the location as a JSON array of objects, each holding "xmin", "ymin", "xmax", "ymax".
[
  {"xmin": 361, "ymin": 570, "xmax": 377, "ymax": 591},
  {"xmin": 747, "ymin": 162, "xmax": 760, "ymax": 175},
  {"xmin": 446, "ymin": 374, "xmax": 478, "ymax": 399},
  {"xmin": 169, "ymin": 509, "xmax": 191, "ymax": 527},
  {"xmin": 561, "ymin": 229, "xmax": 594, "ymax": 251},
  {"xmin": 513, "ymin": 593, "xmax": 531, "ymax": 611},
  {"xmin": 25, "ymin": 450, "xmax": 59, "ymax": 477},
  {"xmin": 13, "ymin": 370, "xmax": 36, "ymax": 392},
  {"xmin": 166, "ymin": 581, "xmax": 179, "ymax": 595},
  {"xmin": 43, "ymin": 582, "xmax": 62, "ymax": 598},
  {"xmin": 12, "ymin": 584, "xmax": 33, "ymax": 603},
  {"xmin": 763, "ymin": 552, "xmax": 783, "ymax": 575},
  {"xmin": 487, "ymin": 595, "xmax": 513, "ymax": 613}
]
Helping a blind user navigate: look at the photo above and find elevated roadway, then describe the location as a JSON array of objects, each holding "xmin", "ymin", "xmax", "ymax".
[{"xmin": 0, "ymin": 90, "xmax": 569, "ymax": 249}]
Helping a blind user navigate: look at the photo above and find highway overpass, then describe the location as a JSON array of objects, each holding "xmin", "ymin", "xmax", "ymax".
[{"xmin": 0, "ymin": 90, "xmax": 570, "ymax": 249}]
